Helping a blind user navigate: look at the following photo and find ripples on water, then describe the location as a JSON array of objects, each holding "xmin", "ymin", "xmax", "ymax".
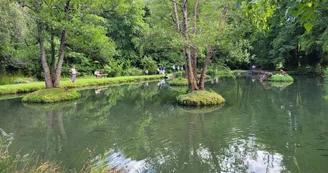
[{"xmin": 0, "ymin": 77, "xmax": 328, "ymax": 173}]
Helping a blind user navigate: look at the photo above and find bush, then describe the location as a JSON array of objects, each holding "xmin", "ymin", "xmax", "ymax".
[
  {"xmin": 174, "ymin": 71, "xmax": 184, "ymax": 78},
  {"xmin": 103, "ymin": 61, "xmax": 124, "ymax": 77},
  {"xmin": 123, "ymin": 67, "xmax": 144, "ymax": 76},
  {"xmin": 0, "ymin": 73, "xmax": 25, "ymax": 85},
  {"xmin": 141, "ymin": 56, "xmax": 158, "ymax": 75},
  {"xmin": 13, "ymin": 78, "xmax": 35, "ymax": 84},
  {"xmin": 177, "ymin": 90, "xmax": 225, "ymax": 106}
]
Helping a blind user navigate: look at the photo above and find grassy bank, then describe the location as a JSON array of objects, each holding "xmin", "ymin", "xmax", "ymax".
[{"xmin": 0, "ymin": 75, "xmax": 167, "ymax": 95}]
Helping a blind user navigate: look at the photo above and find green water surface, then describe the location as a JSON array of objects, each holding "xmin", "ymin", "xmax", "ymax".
[{"xmin": 0, "ymin": 77, "xmax": 327, "ymax": 173}]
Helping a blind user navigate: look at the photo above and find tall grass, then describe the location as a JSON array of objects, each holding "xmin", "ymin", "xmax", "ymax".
[{"xmin": 0, "ymin": 73, "xmax": 25, "ymax": 85}]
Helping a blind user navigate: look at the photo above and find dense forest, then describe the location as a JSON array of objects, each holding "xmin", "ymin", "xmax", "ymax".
[{"xmin": 1, "ymin": 0, "xmax": 327, "ymax": 84}]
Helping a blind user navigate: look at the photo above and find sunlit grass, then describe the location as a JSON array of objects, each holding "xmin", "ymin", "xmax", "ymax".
[{"xmin": 0, "ymin": 75, "xmax": 167, "ymax": 95}]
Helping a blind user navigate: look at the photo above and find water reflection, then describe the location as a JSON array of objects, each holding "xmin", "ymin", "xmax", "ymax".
[
  {"xmin": 45, "ymin": 110, "xmax": 68, "ymax": 154},
  {"xmin": 0, "ymin": 77, "xmax": 327, "ymax": 172}
]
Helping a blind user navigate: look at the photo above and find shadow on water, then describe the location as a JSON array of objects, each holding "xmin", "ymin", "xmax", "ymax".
[{"xmin": 0, "ymin": 77, "xmax": 328, "ymax": 172}]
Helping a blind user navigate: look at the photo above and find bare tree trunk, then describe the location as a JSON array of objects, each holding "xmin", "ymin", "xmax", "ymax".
[
  {"xmin": 199, "ymin": 46, "xmax": 215, "ymax": 90},
  {"xmin": 53, "ymin": 0, "xmax": 70, "ymax": 88},
  {"xmin": 172, "ymin": 0, "xmax": 180, "ymax": 31},
  {"xmin": 182, "ymin": 0, "xmax": 198, "ymax": 91},
  {"xmin": 53, "ymin": 30, "xmax": 67, "ymax": 87},
  {"xmin": 50, "ymin": 31, "xmax": 56, "ymax": 83},
  {"xmin": 37, "ymin": 21, "xmax": 53, "ymax": 88},
  {"xmin": 186, "ymin": 47, "xmax": 198, "ymax": 91},
  {"xmin": 192, "ymin": 0, "xmax": 199, "ymax": 81}
]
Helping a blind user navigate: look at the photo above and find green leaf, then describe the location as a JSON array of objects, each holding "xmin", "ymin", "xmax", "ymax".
[{"xmin": 304, "ymin": 22, "xmax": 313, "ymax": 32}]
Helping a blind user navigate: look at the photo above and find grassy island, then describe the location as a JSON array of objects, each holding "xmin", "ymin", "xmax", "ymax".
[
  {"xmin": 22, "ymin": 88, "xmax": 81, "ymax": 103},
  {"xmin": 177, "ymin": 90, "xmax": 225, "ymax": 106},
  {"xmin": 167, "ymin": 77, "xmax": 188, "ymax": 86},
  {"xmin": 267, "ymin": 74, "xmax": 294, "ymax": 82}
]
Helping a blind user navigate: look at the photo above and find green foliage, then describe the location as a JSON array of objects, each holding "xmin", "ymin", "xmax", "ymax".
[
  {"xmin": 0, "ymin": 74, "xmax": 25, "ymax": 85},
  {"xmin": 167, "ymin": 78, "xmax": 188, "ymax": 86},
  {"xmin": 141, "ymin": 56, "xmax": 158, "ymax": 74},
  {"xmin": 123, "ymin": 67, "xmax": 144, "ymax": 76},
  {"xmin": 174, "ymin": 71, "xmax": 184, "ymax": 78},
  {"xmin": 177, "ymin": 90, "xmax": 225, "ymax": 106},
  {"xmin": 103, "ymin": 61, "xmax": 124, "ymax": 77},
  {"xmin": 22, "ymin": 88, "xmax": 81, "ymax": 103},
  {"xmin": 267, "ymin": 74, "xmax": 294, "ymax": 82}
]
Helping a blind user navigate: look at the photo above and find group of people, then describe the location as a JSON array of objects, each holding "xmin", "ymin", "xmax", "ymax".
[{"xmin": 69, "ymin": 66, "xmax": 106, "ymax": 83}]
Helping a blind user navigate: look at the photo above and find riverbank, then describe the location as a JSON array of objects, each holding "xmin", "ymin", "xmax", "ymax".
[{"xmin": 0, "ymin": 75, "xmax": 168, "ymax": 95}]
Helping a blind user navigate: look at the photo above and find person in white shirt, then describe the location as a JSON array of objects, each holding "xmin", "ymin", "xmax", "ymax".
[{"xmin": 69, "ymin": 66, "xmax": 77, "ymax": 83}]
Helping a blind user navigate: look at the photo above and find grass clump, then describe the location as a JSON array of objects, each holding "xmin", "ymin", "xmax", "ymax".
[
  {"xmin": 22, "ymin": 88, "xmax": 81, "ymax": 103},
  {"xmin": 167, "ymin": 77, "xmax": 188, "ymax": 86},
  {"xmin": 267, "ymin": 74, "xmax": 294, "ymax": 82},
  {"xmin": 177, "ymin": 90, "xmax": 225, "ymax": 106}
]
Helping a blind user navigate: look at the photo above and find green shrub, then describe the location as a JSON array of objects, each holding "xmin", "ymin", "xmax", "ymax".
[
  {"xmin": 141, "ymin": 56, "xmax": 158, "ymax": 74},
  {"xmin": 174, "ymin": 71, "xmax": 184, "ymax": 78},
  {"xmin": 177, "ymin": 90, "xmax": 225, "ymax": 106},
  {"xmin": 103, "ymin": 61, "xmax": 124, "ymax": 77},
  {"xmin": 267, "ymin": 74, "xmax": 294, "ymax": 82},
  {"xmin": 0, "ymin": 74, "xmax": 25, "ymax": 85},
  {"xmin": 13, "ymin": 78, "xmax": 35, "ymax": 84},
  {"xmin": 123, "ymin": 67, "xmax": 144, "ymax": 76}
]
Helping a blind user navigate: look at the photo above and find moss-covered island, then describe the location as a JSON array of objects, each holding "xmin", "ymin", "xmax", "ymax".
[
  {"xmin": 267, "ymin": 74, "xmax": 294, "ymax": 82},
  {"xmin": 22, "ymin": 88, "xmax": 81, "ymax": 103},
  {"xmin": 167, "ymin": 77, "xmax": 188, "ymax": 86},
  {"xmin": 177, "ymin": 90, "xmax": 225, "ymax": 106}
]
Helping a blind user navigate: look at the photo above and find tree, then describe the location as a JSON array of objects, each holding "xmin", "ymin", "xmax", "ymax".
[
  {"xmin": 147, "ymin": 0, "xmax": 246, "ymax": 91},
  {"xmin": 16, "ymin": 0, "xmax": 115, "ymax": 88}
]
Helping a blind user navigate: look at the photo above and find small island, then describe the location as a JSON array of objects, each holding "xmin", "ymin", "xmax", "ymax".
[
  {"xmin": 22, "ymin": 88, "xmax": 81, "ymax": 103},
  {"xmin": 177, "ymin": 90, "xmax": 225, "ymax": 106},
  {"xmin": 167, "ymin": 77, "xmax": 188, "ymax": 86}
]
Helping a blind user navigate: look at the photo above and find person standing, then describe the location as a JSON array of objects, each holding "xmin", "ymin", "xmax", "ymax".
[{"xmin": 69, "ymin": 66, "xmax": 77, "ymax": 83}]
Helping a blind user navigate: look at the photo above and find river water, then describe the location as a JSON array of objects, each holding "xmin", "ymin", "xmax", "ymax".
[{"xmin": 0, "ymin": 77, "xmax": 328, "ymax": 173}]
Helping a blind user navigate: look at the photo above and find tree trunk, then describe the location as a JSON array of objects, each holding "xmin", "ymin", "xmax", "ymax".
[
  {"xmin": 199, "ymin": 46, "xmax": 215, "ymax": 90},
  {"xmin": 181, "ymin": 0, "xmax": 198, "ymax": 91},
  {"xmin": 192, "ymin": 0, "xmax": 199, "ymax": 81},
  {"xmin": 172, "ymin": 0, "xmax": 180, "ymax": 32},
  {"xmin": 186, "ymin": 47, "xmax": 198, "ymax": 91},
  {"xmin": 37, "ymin": 21, "xmax": 53, "ymax": 88},
  {"xmin": 53, "ymin": 0, "xmax": 70, "ymax": 88},
  {"xmin": 50, "ymin": 31, "xmax": 56, "ymax": 83},
  {"xmin": 53, "ymin": 30, "xmax": 67, "ymax": 87}
]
